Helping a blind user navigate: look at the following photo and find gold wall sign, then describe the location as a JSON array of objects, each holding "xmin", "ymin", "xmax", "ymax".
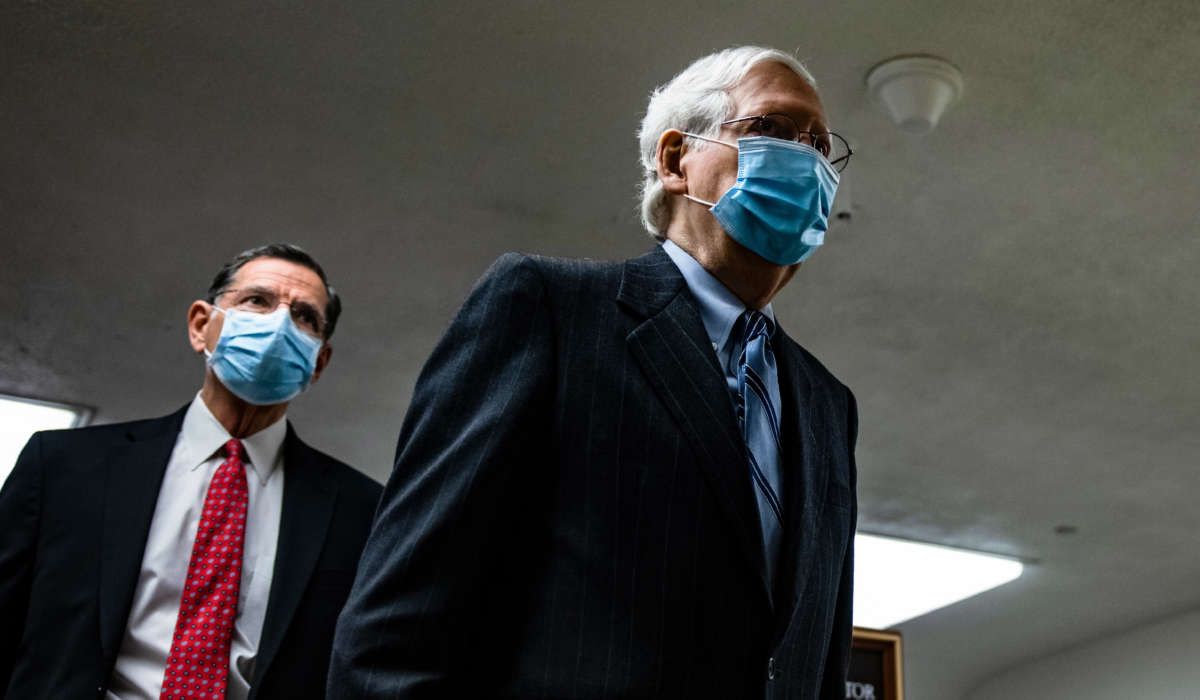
[{"xmin": 848, "ymin": 627, "xmax": 903, "ymax": 700}]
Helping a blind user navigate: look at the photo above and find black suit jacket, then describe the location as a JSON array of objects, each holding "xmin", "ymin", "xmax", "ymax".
[
  {"xmin": 0, "ymin": 406, "xmax": 382, "ymax": 700},
  {"xmin": 330, "ymin": 246, "xmax": 858, "ymax": 700}
]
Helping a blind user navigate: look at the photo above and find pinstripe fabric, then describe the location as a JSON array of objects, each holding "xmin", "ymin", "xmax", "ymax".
[{"xmin": 329, "ymin": 246, "xmax": 858, "ymax": 700}]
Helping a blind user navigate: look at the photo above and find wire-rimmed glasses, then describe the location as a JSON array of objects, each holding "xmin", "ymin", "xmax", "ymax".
[
  {"xmin": 720, "ymin": 113, "xmax": 853, "ymax": 173},
  {"xmin": 215, "ymin": 287, "xmax": 326, "ymax": 339}
]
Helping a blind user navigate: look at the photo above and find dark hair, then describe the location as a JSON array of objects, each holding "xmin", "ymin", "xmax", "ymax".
[{"xmin": 206, "ymin": 243, "xmax": 342, "ymax": 339}]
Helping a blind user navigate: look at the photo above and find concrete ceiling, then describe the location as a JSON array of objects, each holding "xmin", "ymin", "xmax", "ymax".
[{"xmin": 3, "ymin": 1, "xmax": 1197, "ymax": 697}]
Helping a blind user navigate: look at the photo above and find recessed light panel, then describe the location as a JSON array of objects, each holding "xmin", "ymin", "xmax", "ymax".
[
  {"xmin": 854, "ymin": 532, "xmax": 1023, "ymax": 629},
  {"xmin": 0, "ymin": 395, "xmax": 88, "ymax": 488}
]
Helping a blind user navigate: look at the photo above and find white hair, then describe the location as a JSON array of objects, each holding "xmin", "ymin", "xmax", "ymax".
[{"xmin": 636, "ymin": 46, "xmax": 817, "ymax": 239}]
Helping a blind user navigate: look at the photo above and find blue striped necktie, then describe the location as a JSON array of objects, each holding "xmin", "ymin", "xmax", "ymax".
[{"xmin": 736, "ymin": 310, "xmax": 784, "ymax": 585}]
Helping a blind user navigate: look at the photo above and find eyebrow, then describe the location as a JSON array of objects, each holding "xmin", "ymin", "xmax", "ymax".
[
  {"xmin": 235, "ymin": 284, "xmax": 322, "ymax": 311},
  {"xmin": 745, "ymin": 102, "xmax": 827, "ymax": 132},
  {"xmin": 776, "ymin": 111, "xmax": 827, "ymax": 133},
  {"xmin": 232, "ymin": 284, "xmax": 282, "ymax": 299},
  {"xmin": 241, "ymin": 284, "xmax": 276, "ymax": 294}
]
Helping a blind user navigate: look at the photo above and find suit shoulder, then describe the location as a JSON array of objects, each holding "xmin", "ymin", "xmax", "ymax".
[
  {"xmin": 489, "ymin": 252, "xmax": 623, "ymax": 292},
  {"xmin": 26, "ymin": 412, "xmax": 180, "ymax": 457}
]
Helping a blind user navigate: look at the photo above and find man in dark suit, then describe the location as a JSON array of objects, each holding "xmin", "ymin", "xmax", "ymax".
[
  {"xmin": 330, "ymin": 46, "xmax": 857, "ymax": 700},
  {"xmin": 0, "ymin": 244, "xmax": 382, "ymax": 699}
]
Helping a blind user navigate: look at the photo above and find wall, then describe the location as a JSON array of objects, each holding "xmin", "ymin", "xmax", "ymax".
[{"xmin": 967, "ymin": 607, "xmax": 1200, "ymax": 700}]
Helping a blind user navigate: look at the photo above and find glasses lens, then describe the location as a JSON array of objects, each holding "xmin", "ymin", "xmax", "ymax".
[
  {"xmin": 758, "ymin": 114, "xmax": 800, "ymax": 141},
  {"xmin": 232, "ymin": 291, "xmax": 276, "ymax": 313},
  {"xmin": 821, "ymin": 132, "xmax": 851, "ymax": 173},
  {"xmin": 226, "ymin": 289, "xmax": 323, "ymax": 337},
  {"xmin": 289, "ymin": 306, "xmax": 324, "ymax": 338},
  {"xmin": 722, "ymin": 116, "xmax": 852, "ymax": 173}
]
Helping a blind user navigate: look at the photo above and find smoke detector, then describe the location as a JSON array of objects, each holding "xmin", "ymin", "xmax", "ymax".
[{"xmin": 866, "ymin": 55, "xmax": 963, "ymax": 134}]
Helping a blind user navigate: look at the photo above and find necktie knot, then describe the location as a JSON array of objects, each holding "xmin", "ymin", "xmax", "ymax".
[
  {"xmin": 740, "ymin": 310, "xmax": 774, "ymax": 347},
  {"xmin": 222, "ymin": 438, "xmax": 245, "ymax": 463}
]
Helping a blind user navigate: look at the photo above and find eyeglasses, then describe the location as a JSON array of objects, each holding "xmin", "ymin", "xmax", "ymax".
[
  {"xmin": 215, "ymin": 287, "xmax": 326, "ymax": 338},
  {"xmin": 720, "ymin": 114, "xmax": 853, "ymax": 173}
]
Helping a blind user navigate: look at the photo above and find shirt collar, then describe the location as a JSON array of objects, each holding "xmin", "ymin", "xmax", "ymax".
[
  {"xmin": 177, "ymin": 393, "xmax": 287, "ymax": 486},
  {"xmin": 661, "ymin": 240, "xmax": 775, "ymax": 351}
]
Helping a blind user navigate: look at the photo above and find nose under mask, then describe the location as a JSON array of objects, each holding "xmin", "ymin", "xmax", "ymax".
[
  {"xmin": 205, "ymin": 305, "xmax": 322, "ymax": 405},
  {"xmin": 682, "ymin": 134, "xmax": 839, "ymax": 265}
]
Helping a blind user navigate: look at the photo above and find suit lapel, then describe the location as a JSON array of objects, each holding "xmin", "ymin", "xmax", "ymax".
[
  {"xmin": 618, "ymin": 247, "xmax": 771, "ymax": 608},
  {"xmin": 251, "ymin": 427, "xmax": 337, "ymax": 692},
  {"xmin": 98, "ymin": 408, "xmax": 187, "ymax": 667},
  {"xmin": 771, "ymin": 331, "xmax": 831, "ymax": 639}
]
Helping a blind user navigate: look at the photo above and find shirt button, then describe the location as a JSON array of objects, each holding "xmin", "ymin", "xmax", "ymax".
[{"xmin": 767, "ymin": 656, "xmax": 776, "ymax": 680}]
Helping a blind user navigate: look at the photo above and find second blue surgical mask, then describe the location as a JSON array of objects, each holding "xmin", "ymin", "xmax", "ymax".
[
  {"xmin": 206, "ymin": 305, "xmax": 323, "ymax": 405},
  {"xmin": 683, "ymin": 135, "xmax": 840, "ymax": 265}
]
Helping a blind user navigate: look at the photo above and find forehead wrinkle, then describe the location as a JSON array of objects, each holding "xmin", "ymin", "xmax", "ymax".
[{"xmin": 731, "ymin": 65, "xmax": 828, "ymax": 133}]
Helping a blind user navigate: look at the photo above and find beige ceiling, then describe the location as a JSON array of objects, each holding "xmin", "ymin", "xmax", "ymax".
[{"xmin": 3, "ymin": 1, "xmax": 1198, "ymax": 697}]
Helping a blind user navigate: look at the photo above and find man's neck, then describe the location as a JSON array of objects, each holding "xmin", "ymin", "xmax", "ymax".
[
  {"xmin": 665, "ymin": 227, "xmax": 797, "ymax": 309},
  {"xmin": 199, "ymin": 375, "xmax": 287, "ymax": 439}
]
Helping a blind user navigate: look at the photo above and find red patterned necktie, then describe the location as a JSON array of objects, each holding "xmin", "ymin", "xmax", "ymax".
[{"xmin": 160, "ymin": 438, "xmax": 249, "ymax": 700}]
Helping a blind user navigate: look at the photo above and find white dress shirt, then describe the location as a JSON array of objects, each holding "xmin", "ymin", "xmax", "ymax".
[{"xmin": 107, "ymin": 394, "xmax": 286, "ymax": 700}]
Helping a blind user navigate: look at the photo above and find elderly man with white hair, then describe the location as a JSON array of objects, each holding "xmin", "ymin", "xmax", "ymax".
[{"xmin": 330, "ymin": 46, "xmax": 858, "ymax": 700}]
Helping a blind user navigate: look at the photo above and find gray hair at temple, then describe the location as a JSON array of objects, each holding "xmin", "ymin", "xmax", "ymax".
[{"xmin": 636, "ymin": 46, "xmax": 817, "ymax": 239}]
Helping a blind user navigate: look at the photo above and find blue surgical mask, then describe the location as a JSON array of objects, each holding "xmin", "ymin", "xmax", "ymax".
[
  {"xmin": 205, "ymin": 305, "xmax": 323, "ymax": 405},
  {"xmin": 683, "ymin": 135, "xmax": 839, "ymax": 265}
]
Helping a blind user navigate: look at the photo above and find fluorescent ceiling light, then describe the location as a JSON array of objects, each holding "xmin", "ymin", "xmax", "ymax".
[
  {"xmin": 0, "ymin": 395, "xmax": 89, "ymax": 488},
  {"xmin": 854, "ymin": 532, "xmax": 1023, "ymax": 629}
]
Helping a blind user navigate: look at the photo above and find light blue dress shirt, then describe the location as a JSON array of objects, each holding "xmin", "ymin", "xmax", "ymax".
[
  {"xmin": 662, "ymin": 240, "xmax": 787, "ymax": 584},
  {"xmin": 661, "ymin": 240, "xmax": 777, "ymax": 403}
]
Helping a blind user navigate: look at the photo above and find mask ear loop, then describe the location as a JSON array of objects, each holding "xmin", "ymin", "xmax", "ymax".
[
  {"xmin": 682, "ymin": 131, "xmax": 738, "ymax": 150},
  {"xmin": 678, "ymin": 132, "xmax": 737, "ymax": 210},
  {"xmin": 203, "ymin": 303, "xmax": 228, "ymax": 361}
]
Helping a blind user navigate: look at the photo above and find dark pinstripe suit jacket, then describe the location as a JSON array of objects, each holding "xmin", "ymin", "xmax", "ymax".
[{"xmin": 330, "ymin": 246, "xmax": 858, "ymax": 699}]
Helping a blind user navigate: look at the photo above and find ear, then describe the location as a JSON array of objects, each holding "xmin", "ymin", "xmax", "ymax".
[
  {"xmin": 655, "ymin": 129, "xmax": 689, "ymax": 195},
  {"xmin": 187, "ymin": 301, "xmax": 218, "ymax": 354},
  {"xmin": 310, "ymin": 343, "xmax": 333, "ymax": 384}
]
